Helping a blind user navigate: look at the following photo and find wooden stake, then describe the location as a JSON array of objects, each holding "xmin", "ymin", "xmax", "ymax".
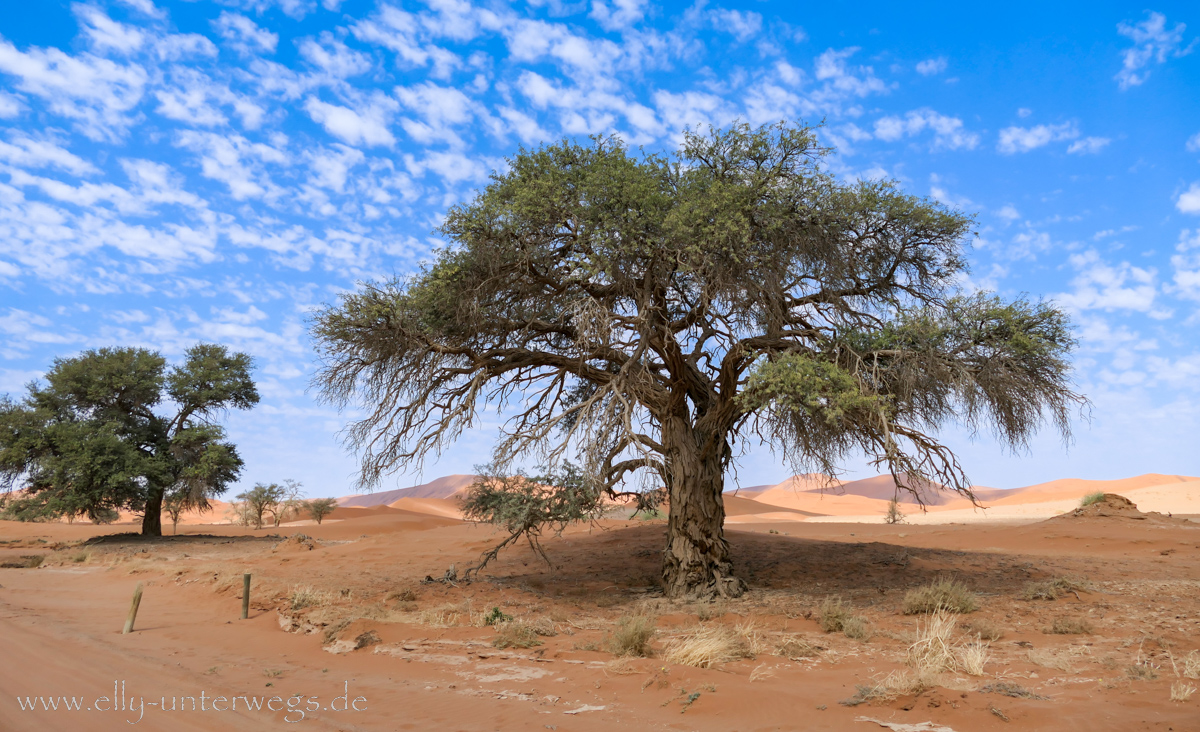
[
  {"xmin": 122, "ymin": 582, "xmax": 143, "ymax": 634},
  {"xmin": 241, "ymin": 573, "xmax": 251, "ymax": 620}
]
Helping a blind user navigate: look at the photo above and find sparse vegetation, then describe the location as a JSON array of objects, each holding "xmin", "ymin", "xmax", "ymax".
[
  {"xmin": 884, "ymin": 498, "xmax": 905, "ymax": 525},
  {"xmin": 1080, "ymin": 491, "xmax": 1106, "ymax": 507},
  {"xmin": 906, "ymin": 609, "xmax": 959, "ymax": 675},
  {"xmin": 483, "ymin": 606, "xmax": 513, "ymax": 626},
  {"xmin": 902, "ymin": 577, "xmax": 979, "ymax": 615},
  {"xmin": 980, "ymin": 681, "xmax": 1046, "ymax": 700},
  {"xmin": 491, "ymin": 622, "xmax": 542, "ymax": 649},
  {"xmin": 662, "ymin": 624, "xmax": 760, "ymax": 668},
  {"xmin": 776, "ymin": 635, "xmax": 821, "ymax": 659},
  {"xmin": 289, "ymin": 585, "xmax": 329, "ymax": 611},
  {"xmin": 1127, "ymin": 663, "xmax": 1159, "ymax": 681},
  {"xmin": 1183, "ymin": 650, "xmax": 1200, "ymax": 680},
  {"xmin": 962, "ymin": 617, "xmax": 1004, "ymax": 641},
  {"xmin": 1046, "ymin": 617, "xmax": 1092, "ymax": 635},
  {"xmin": 818, "ymin": 596, "xmax": 871, "ymax": 639},
  {"xmin": 1170, "ymin": 681, "xmax": 1196, "ymax": 702},
  {"xmin": 957, "ymin": 636, "xmax": 991, "ymax": 676},
  {"xmin": 1023, "ymin": 576, "xmax": 1091, "ymax": 600},
  {"xmin": 606, "ymin": 613, "xmax": 657, "ymax": 657}
]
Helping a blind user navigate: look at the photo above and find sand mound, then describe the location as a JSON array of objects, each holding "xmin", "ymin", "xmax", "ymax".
[
  {"xmin": 1048, "ymin": 494, "xmax": 1189, "ymax": 524},
  {"xmin": 272, "ymin": 533, "xmax": 318, "ymax": 552}
]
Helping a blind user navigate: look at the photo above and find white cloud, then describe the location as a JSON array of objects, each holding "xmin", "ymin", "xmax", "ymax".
[
  {"xmin": 1058, "ymin": 250, "xmax": 1162, "ymax": 315},
  {"xmin": 1017, "ymin": 107, "xmax": 1032, "ymax": 118},
  {"xmin": 0, "ymin": 135, "xmax": 98, "ymax": 176},
  {"xmin": 298, "ymin": 33, "xmax": 373, "ymax": 78},
  {"xmin": 115, "ymin": 0, "xmax": 166, "ymax": 18},
  {"xmin": 74, "ymin": 5, "xmax": 146, "ymax": 56},
  {"xmin": 873, "ymin": 108, "xmax": 978, "ymax": 150},
  {"xmin": 996, "ymin": 204, "xmax": 1020, "ymax": 222},
  {"xmin": 154, "ymin": 34, "xmax": 220, "ymax": 62},
  {"xmin": 1115, "ymin": 11, "xmax": 1194, "ymax": 89},
  {"xmin": 0, "ymin": 40, "xmax": 147, "ymax": 141},
  {"xmin": 1171, "ymin": 229, "xmax": 1200, "ymax": 301},
  {"xmin": 212, "ymin": 12, "xmax": 279, "ymax": 56},
  {"xmin": 0, "ymin": 92, "xmax": 21, "ymax": 118},
  {"xmin": 174, "ymin": 131, "xmax": 286, "ymax": 199},
  {"xmin": 1187, "ymin": 132, "xmax": 1200, "ymax": 153},
  {"xmin": 710, "ymin": 9, "xmax": 763, "ymax": 42},
  {"xmin": 915, "ymin": 57, "xmax": 947, "ymax": 76},
  {"xmin": 996, "ymin": 122, "xmax": 1078, "ymax": 154},
  {"xmin": 1177, "ymin": 182, "xmax": 1200, "ymax": 214},
  {"xmin": 1066, "ymin": 136, "xmax": 1111, "ymax": 154},
  {"xmin": 304, "ymin": 94, "xmax": 398, "ymax": 148},
  {"xmin": 590, "ymin": 0, "xmax": 649, "ymax": 31}
]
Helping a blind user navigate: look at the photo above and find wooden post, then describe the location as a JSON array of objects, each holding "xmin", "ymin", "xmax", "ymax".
[
  {"xmin": 241, "ymin": 573, "xmax": 251, "ymax": 620},
  {"xmin": 122, "ymin": 582, "xmax": 144, "ymax": 634}
]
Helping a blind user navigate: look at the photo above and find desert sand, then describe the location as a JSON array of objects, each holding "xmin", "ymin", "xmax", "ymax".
[{"xmin": 2, "ymin": 472, "xmax": 1199, "ymax": 731}]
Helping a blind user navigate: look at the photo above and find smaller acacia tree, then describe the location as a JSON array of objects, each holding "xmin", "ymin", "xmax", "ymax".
[
  {"xmin": 884, "ymin": 498, "xmax": 905, "ymax": 525},
  {"xmin": 236, "ymin": 483, "xmax": 284, "ymax": 530},
  {"xmin": 0, "ymin": 344, "xmax": 258, "ymax": 536},
  {"xmin": 307, "ymin": 497, "xmax": 338, "ymax": 524},
  {"xmin": 163, "ymin": 493, "xmax": 187, "ymax": 535}
]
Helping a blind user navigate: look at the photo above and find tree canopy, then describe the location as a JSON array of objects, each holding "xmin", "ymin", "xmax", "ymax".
[
  {"xmin": 312, "ymin": 121, "xmax": 1084, "ymax": 599},
  {"xmin": 0, "ymin": 344, "xmax": 258, "ymax": 535}
]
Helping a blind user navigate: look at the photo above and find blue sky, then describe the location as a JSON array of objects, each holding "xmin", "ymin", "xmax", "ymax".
[{"xmin": 1, "ymin": 0, "xmax": 1198, "ymax": 497}]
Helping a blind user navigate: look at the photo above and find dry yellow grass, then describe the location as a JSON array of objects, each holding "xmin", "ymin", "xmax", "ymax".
[
  {"xmin": 1170, "ymin": 681, "xmax": 1196, "ymax": 702},
  {"xmin": 906, "ymin": 609, "xmax": 959, "ymax": 675},
  {"xmin": 902, "ymin": 577, "xmax": 979, "ymax": 615},
  {"xmin": 957, "ymin": 636, "xmax": 991, "ymax": 676},
  {"xmin": 606, "ymin": 613, "xmax": 656, "ymax": 657},
  {"xmin": 662, "ymin": 623, "xmax": 760, "ymax": 668}
]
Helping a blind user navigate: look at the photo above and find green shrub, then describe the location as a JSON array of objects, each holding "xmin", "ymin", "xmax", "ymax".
[
  {"xmin": 1080, "ymin": 492, "xmax": 1106, "ymax": 507},
  {"xmin": 483, "ymin": 606, "xmax": 513, "ymax": 626}
]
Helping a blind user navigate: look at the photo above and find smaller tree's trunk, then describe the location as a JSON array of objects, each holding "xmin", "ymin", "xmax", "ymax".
[
  {"xmin": 141, "ymin": 487, "xmax": 164, "ymax": 537},
  {"xmin": 660, "ymin": 418, "xmax": 746, "ymax": 601}
]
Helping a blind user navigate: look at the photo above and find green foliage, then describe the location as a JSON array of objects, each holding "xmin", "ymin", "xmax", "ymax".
[
  {"xmin": 460, "ymin": 461, "xmax": 603, "ymax": 578},
  {"xmin": 483, "ymin": 607, "xmax": 512, "ymax": 626},
  {"xmin": 0, "ymin": 344, "xmax": 258, "ymax": 535},
  {"xmin": 311, "ymin": 120, "xmax": 1086, "ymax": 597},
  {"xmin": 1080, "ymin": 491, "xmax": 1106, "ymax": 507},
  {"xmin": 236, "ymin": 483, "xmax": 286, "ymax": 530},
  {"xmin": 307, "ymin": 497, "xmax": 339, "ymax": 524}
]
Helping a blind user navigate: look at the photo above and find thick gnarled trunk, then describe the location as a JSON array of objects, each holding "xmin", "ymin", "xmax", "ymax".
[
  {"xmin": 660, "ymin": 416, "xmax": 746, "ymax": 601},
  {"xmin": 141, "ymin": 486, "xmax": 164, "ymax": 537}
]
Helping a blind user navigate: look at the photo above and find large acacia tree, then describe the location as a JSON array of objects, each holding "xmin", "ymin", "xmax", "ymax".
[
  {"xmin": 0, "ymin": 344, "xmax": 258, "ymax": 536},
  {"xmin": 312, "ymin": 122, "xmax": 1083, "ymax": 600}
]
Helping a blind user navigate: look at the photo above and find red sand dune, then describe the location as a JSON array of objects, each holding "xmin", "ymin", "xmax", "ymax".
[{"xmin": 337, "ymin": 474, "xmax": 478, "ymax": 508}]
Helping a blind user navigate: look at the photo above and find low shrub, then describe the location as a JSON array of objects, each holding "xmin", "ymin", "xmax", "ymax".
[
  {"xmin": 902, "ymin": 577, "xmax": 979, "ymax": 615},
  {"xmin": 607, "ymin": 613, "xmax": 656, "ymax": 657}
]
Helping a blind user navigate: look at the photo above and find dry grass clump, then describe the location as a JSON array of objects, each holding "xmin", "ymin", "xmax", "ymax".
[
  {"xmin": 776, "ymin": 635, "xmax": 822, "ymax": 660},
  {"xmin": 1023, "ymin": 576, "xmax": 1091, "ymax": 601},
  {"xmin": 289, "ymin": 584, "xmax": 332, "ymax": 611},
  {"xmin": 418, "ymin": 605, "xmax": 464, "ymax": 627},
  {"xmin": 662, "ymin": 623, "xmax": 761, "ymax": 668},
  {"xmin": 840, "ymin": 669, "xmax": 934, "ymax": 706},
  {"xmin": 1080, "ymin": 491, "xmax": 1106, "ymax": 507},
  {"xmin": 957, "ymin": 636, "xmax": 991, "ymax": 676},
  {"xmin": 1127, "ymin": 662, "xmax": 1159, "ymax": 681},
  {"xmin": 819, "ymin": 597, "xmax": 872, "ymax": 639},
  {"xmin": 906, "ymin": 609, "xmax": 959, "ymax": 675},
  {"xmin": 980, "ymin": 681, "xmax": 1046, "ymax": 700},
  {"xmin": 902, "ymin": 577, "xmax": 979, "ymax": 615},
  {"xmin": 1046, "ymin": 616, "xmax": 1092, "ymax": 635},
  {"xmin": 1027, "ymin": 645, "xmax": 1091, "ymax": 673},
  {"xmin": 1170, "ymin": 681, "xmax": 1196, "ymax": 702},
  {"xmin": 1181, "ymin": 650, "xmax": 1200, "ymax": 680},
  {"xmin": 492, "ymin": 622, "xmax": 543, "ymax": 649},
  {"xmin": 961, "ymin": 617, "xmax": 1004, "ymax": 641},
  {"xmin": 606, "ymin": 613, "xmax": 656, "ymax": 657},
  {"xmin": 694, "ymin": 602, "xmax": 727, "ymax": 621}
]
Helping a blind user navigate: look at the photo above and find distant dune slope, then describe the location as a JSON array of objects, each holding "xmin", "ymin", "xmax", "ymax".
[{"xmin": 337, "ymin": 475, "xmax": 478, "ymax": 507}]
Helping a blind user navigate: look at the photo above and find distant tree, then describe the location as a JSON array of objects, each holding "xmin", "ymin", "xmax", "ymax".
[
  {"xmin": 271, "ymin": 479, "xmax": 305, "ymax": 527},
  {"xmin": 236, "ymin": 483, "xmax": 285, "ymax": 530},
  {"xmin": 312, "ymin": 122, "xmax": 1085, "ymax": 600},
  {"xmin": 884, "ymin": 498, "xmax": 905, "ymax": 525},
  {"xmin": 307, "ymin": 497, "xmax": 338, "ymax": 524},
  {"xmin": 0, "ymin": 345, "xmax": 259, "ymax": 536},
  {"xmin": 163, "ymin": 492, "xmax": 187, "ymax": 535}
]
